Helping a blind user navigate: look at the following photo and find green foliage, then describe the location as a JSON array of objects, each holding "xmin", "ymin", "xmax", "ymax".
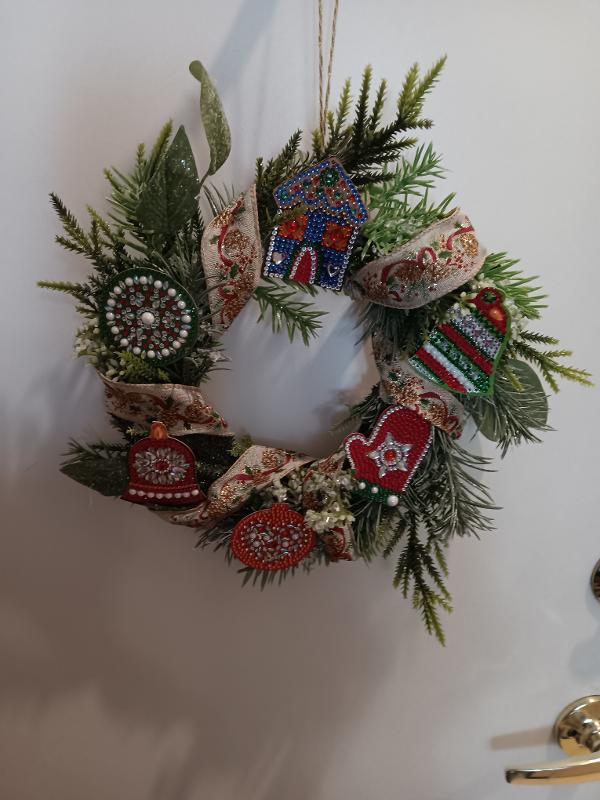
[
  {"xmin": 510, "ymin": 331, "xmax": 593, "ymax": 392},
  {"xmin": 255, "ymin": 130, "xmax": 311, "ymax": 238},
  {"xmin": 189, "ymin": 60, "xmax": 232, "ymax": 175},
  {"xmin": 407, "ymin": 429, "xmax": 497, "ymax": 540},
  {"xmin": 136, "ymin": 126, "xmax": 201, "ymax": 239},
  {"xmin": 350, "ymin": 496, "xmax": 385, "ymax": 559},
  {"xmin": 480, "ymin": 253, "xmax": 546, "ymax": 320},
  {"xmin": 37, "ymin": 279, "xmax": 97, "ymax": 316},
  {"xmin": 360, "ymin": 144, "xmax": 454, "ymax": 257},
  {"xmin": 392, "ymin": 515, "xmax": 452, "ymax": 644},
  {"xmin": 338, "ymin": 384, "xmax": 386, "ymax": 434},
  {"xmin": 46, "ymin": 122, "xmax": 221, "ymax": 386},
  {"xmin": 315, "ymin": 59, "xmax": 446, "ymax": 187},
  {"xmin": 105, "ymin": 120, "xmax": 175, "ymax": 250},
  {"xmin": 61, "ymin": 440, "xmax": 129, "ymax": 496},
  {"xmin": 204, "ymin": 183, "xmax": 236, "ymax": 217},
  {"xmin": 253, "ymin": 277, "xmax": 326, "ymax": 345},
  {"xmin": 117, "ymin": 351, "xmax": 170, "ymax": 383},
  {"xmin": 466, "ymin": 360, "xmax": 550, "ymax": 455},
  {"xmin": 230, "ymin": 434, "xmax": 253, "ymax": 458},
  {"xmin": 346, "ymin": 425, "xmax": 497, "ymax": 642},
  {"xmin": 357, "ymin": 294, "xmax": 456, "ymax": 354}
]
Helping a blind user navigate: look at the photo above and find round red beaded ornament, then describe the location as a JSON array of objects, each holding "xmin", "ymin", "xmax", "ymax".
[{"xmin": 230, "ymin": 503, "xmax": 317, "ymax": 570}]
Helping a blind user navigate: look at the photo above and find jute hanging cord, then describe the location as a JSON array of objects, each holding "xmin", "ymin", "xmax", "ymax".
[{"xmin": 318, "ymin": 0, "xmax": 340, "ymax": 141}]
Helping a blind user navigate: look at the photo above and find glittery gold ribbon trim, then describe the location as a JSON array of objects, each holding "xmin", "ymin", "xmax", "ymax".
[
  {"xmin": 200, "ymin": 185, "xmax": 262, "ymax": 329},
  {"xmin": 352, "ymin": 210, "xmax": 487, "ymax": 309},
  {"xmin": 170, "ymin": 445, "xmax": 312, "ymax": 528},
  {"xmin": 101, "ymin": 375, "xmax": 228, "ymax": 435},
  {"xmin": 373, "ymin": 336, "xmax": 465, "ymax": 438}
]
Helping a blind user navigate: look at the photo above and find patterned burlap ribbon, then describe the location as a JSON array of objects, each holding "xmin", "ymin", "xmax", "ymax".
[
  {"xmin": 101, "ymin": 375, "xmax": 228, "ymax": 435},
  {"xmin": 351, "ymin": 209, "xmax": 487, "ymax": 309},
  {"xmin": 170, "ymin": 445, "xmax": 312, "ymax": 529},
  {"xmin": 200, "ymin": 185, "xmax": 263, "ymax": 329},
  {"xmin": 373, "ymin": 336, "xmax": 466, "ymax": 438}
]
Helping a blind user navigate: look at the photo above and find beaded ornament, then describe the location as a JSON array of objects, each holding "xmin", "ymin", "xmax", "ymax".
[
  {"xmin": 409, "ymin": 288, "xmax": 509, "ymax": 396},
  {"xmin": 344, "ymin": 406, "xmax": 433, "ymax": 507},
  {"xmin": 230, "ymin": 502, "xmax": 317, "ymax": 570},
  {"xmin": 264, "ymin": 158, "xmax": 368, "ymax": 290},
  {"xmin": 99, "ymin": 268, "xmax": 198, "ymax": 364},
  {"xmin": 123, "ymin": 421, "xmax": 204, "ymax": 506}
]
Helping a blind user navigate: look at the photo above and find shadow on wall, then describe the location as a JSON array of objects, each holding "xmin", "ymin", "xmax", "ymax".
[{"xmin": 0, "ymin": 463, "xmax": 402, "ymax": 800}]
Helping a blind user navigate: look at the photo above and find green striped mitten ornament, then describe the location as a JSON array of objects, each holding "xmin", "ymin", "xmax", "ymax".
[{"xmin": 408, "ymin": 288, "xmax": 510, "ymax": 396}]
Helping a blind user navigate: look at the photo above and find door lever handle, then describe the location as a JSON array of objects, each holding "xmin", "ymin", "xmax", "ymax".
[{"xmin": 506, "ymin": 696, "xmax": 600, "ymax": 785}]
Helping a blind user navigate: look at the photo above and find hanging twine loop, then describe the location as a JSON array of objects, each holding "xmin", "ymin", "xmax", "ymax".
[{"xmin": 318, "ymin": 0, "xmax": 340, "ymax": 143}]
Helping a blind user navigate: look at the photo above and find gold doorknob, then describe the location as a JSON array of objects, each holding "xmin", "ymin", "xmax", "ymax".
[{"xmin": 506, "ymin": 696, "xmax": 600, "ymax": 784}]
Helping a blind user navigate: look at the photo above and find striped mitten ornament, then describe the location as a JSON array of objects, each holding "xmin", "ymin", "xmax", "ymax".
[{"xmin": 408, "ymin": 288, "xmax": 510, "ymax": 396}]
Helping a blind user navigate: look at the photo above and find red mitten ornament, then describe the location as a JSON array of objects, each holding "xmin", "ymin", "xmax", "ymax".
[
  {"xmin": 231, "ymin": 503, "xmax": 316, "ymax": 570},
  {"xmin": 344, "ymin": 406, "xmax": 433, "ymax": 506},
  {"xmin": 408, "ymin": 288, "xmax": 509, "ymax": 396},
  {"xmin": 123, "ymin": 421, "xmax": 204, "ymax": 506}
]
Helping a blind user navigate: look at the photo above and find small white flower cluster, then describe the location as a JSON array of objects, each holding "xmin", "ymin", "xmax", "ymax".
[
  {"xmin": 73, "ymin": 320, "xmax": 125, "ymax": 378},
  {"xmin": 265, "ymin": 478, "xmax": 289, "ymax": 503},
  {"xmin": 304, "ymin": 506, "xmax": 354, "ymax": 534},
  {"xmin": 260, "ymin": 466, "xmax": 355, "ymax": 535},
  {"xmin": 302, "ymin": 469, "xmax": 355, "ymax": 533}
]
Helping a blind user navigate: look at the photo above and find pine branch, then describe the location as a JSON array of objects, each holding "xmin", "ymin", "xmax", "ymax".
[
  {"xmin": 50, "ymin": 193, "xmax": 116, "ymax": 274},
  {"xmin": 511, "ymin": 333, "xmax": 593, "ymax": 392},
  {"xmin": 392, "ymin": 511, "xmax": 452, "ymax": 645},
  {"xmin": 397, "ymin": 56, "xmax": 447, "ymax": 127},
  {"xmin": 319, "ymin": 59, "xmax": 446, "ymax": 189},
  {"xmin": 37, "ymin": 280, "xmax": 97, "ymax": 313},
  {"xmin": 252, "ymin": 278, "xmax": 325, "ymax": 345},
  {"xmin": 360, "ymin": 144, "xmax": 452, "ymax": 257},
  {"xmin": 61, "ymin": 439, "xmax": 129, "ymax": 497},
  {"xmin": 480, "ymin": 253, "xmax": 547, "ymax": 320},
  {"xmin": 337, "ymin": 384, "xmax": 386, "ymax": 433},
  {"xmin": 406, "ymin": 429, "xmax": 497, "ymax": 540},
  {"xmin": 368, "ymin": 78, "xmax": 388, "ymax": 133},
  {"xmin": 357, "ymin": 293, "xmax": 456, "ymax": 354},
  {"xmin": 350, "ymin": 495, "xmax": 384, "ymax": 559},
  {"xmin": 255, "ymin": 131, "xmax": 311, "ymax": 237}
]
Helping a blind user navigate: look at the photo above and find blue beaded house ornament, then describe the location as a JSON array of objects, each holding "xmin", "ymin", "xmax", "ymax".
[{"xmin": 264, "ymin": 158, "xmax": 368, "ymax": 290}]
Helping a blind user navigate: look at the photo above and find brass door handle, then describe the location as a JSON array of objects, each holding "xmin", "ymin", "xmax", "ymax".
[{"xmin": 506, "ymin": 696, "xmax": 600, "ymax": 785}]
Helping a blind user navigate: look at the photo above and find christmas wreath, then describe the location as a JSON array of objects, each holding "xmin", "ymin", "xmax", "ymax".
[{"xmin": 40, "ymin": 56, "xmax": 591, "ymax": 642}]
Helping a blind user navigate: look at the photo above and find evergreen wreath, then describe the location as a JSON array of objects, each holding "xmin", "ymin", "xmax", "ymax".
[{"xmin": 40, "ymin": 58, "xmax": 591, "ymax": 643}]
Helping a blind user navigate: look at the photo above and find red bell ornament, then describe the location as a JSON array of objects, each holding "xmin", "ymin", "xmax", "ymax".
[
  {"xmin": 230, "ymin": 503, "xmax": 316, "ymax": 571},
  {"xmin": 123, "ymin": 421, "xmax": 204, "ymax": 506}
]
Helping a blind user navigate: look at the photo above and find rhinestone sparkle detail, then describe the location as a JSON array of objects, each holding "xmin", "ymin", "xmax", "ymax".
[
  {"xmin": 99, "ymin": 268, "xmax": 198, "ymax": 364},
  {"xmin": 367, "ymin": 432, "xmax": 413, "ymax": 478}
]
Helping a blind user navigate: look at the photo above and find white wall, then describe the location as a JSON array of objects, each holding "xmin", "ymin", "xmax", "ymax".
[{"xmin": 2, "ymin": 1, "xmax": 600, "ymax": 798}]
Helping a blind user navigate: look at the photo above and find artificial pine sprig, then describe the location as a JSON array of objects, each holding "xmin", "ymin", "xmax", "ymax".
[
  {"xmin": 313, "ymin": 60, "xmax": 446, "ymax": 187},
  {"xmin": 510, "ymin": 331, "xmax": 593, "ymax": 392},
  {"xmin": 391, "ymin": 515, "xmax": 452, "ymax": 645},
  {"xmin": 479, "ymin": 252, "xmax": 546, "ymax": 320},
  {"xmin": 253, "ymin": 277, "xmax": 326, "ymax": 345}
]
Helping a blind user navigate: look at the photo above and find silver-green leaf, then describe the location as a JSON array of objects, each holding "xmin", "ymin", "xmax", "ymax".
[
  {"xmin": 470, "ymin": 359, "xmax": 549, "ymax": 442},
  {"xmin": 189, "ymin": 60, "xmax": 231, "ymax": 175}
]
